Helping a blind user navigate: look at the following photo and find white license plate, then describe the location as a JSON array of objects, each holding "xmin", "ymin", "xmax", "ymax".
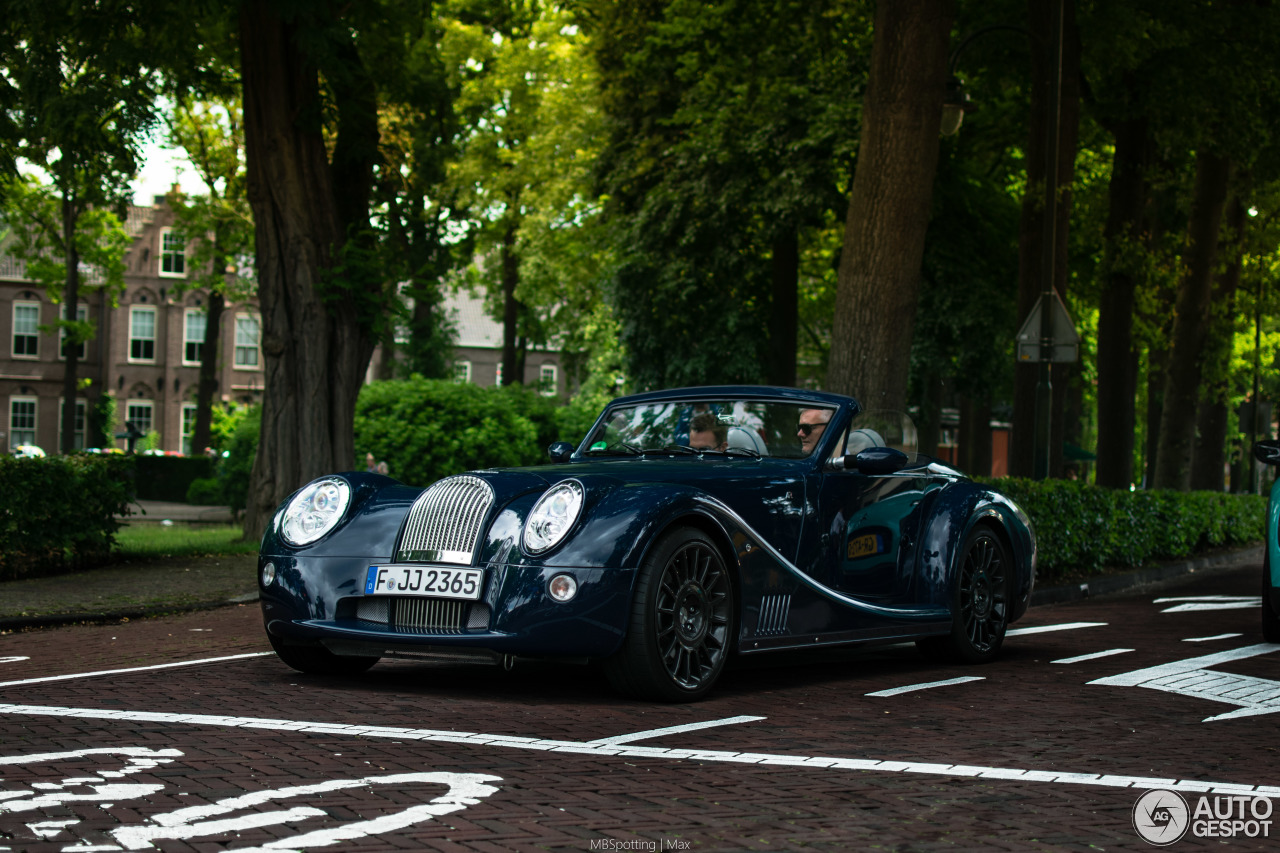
[{"xmin": 363, "ymin": 565, "xmax": 484, "ymax": 600}]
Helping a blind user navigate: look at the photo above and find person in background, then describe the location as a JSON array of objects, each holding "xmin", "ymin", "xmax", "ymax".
[
  {"xmin": 365, "ymin": 452, "xmax": 377, "ymax": 473},
  {"xmin": 377, "ymin": 460, "xmax": 390, "ymax": 476}
]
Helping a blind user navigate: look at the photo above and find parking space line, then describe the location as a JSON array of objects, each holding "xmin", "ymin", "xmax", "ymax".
[
  {"xmin": 587, "ymin": 715, "xmax": 766, "ymax": 745},
  {"xmin": 0, "ymin": 702, "xmax": 1274, "ymax": 798},
  {"xmin": 0, "ymin": 653, "xmax": 272, "ymax": 690},
  {"xmin": 1051, "ymin": 649, "xmax": 1134, "ymax": 664},
  {"xmin": 1184, "ymin": 633, "xmax": 1244, "ymax": 642},
  {"xmin": 864, "ymin": 676, "xmax": 984, "ymax": 697},
  {"xmin": 1007, "ymin": 622, "xmax": 1107, "ymax": 636}
]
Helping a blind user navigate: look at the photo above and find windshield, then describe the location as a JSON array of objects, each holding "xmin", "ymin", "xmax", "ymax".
[{"xmin": 583, "ymin": 399, "xmax": 838, "ymax": 459}]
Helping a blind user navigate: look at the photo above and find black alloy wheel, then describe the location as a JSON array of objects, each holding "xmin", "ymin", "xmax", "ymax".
[
  {"xmin": 606, "ymin": 527, "xmax": 736, "ymax": 702},
  {"xmin": 918, "ymin": 525, "xmax": 1011, "ymax": 664}
]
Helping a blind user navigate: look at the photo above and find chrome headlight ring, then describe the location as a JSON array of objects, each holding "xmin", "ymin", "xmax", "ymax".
[
  {"xmin": 522, "ymin": 480, "xmax": 585, "ymax": 555},
  {"xmin": 279, "ymin": 477, "xmax": 352, "ymax": 546}
]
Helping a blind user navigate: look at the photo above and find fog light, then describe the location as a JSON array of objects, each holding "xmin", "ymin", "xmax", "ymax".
[
  {"xmin": 261, "ymin": 561, "xmax": 276, "ymax": 587},
  {"xmin": 548, "ymin": 573, "xmax": 577, "ymax": 602}
]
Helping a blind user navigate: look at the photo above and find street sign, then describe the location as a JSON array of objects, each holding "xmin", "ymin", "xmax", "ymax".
[{"xmin": 1016, "ymin": 291, "xmax": 1079, "ymax": 363}]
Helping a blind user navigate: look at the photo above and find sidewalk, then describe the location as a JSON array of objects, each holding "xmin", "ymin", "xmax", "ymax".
[{"xmin": 120, "ymin": 499, "xmax": 236, "ymax": 525}]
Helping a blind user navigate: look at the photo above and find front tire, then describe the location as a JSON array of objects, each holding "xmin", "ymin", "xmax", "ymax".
[
  {"xmin": 268, "ymin": 633, "xmax": 379, "ymax": 676},
  {"xmin": 1263, "ymin": 552, "xmax": 1280, "ymax": 643},
  {"xmin": 918, "ymin": 525, "xmax": 1011, "ymax": 664},
  {"xmin": 605, "ymin": 527, "xmax": 736, "ymax": 702}
]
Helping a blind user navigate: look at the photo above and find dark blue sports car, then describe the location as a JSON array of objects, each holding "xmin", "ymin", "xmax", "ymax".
[
  {"xmin": 1250, "ymin": 440, "xmax": 1280, "ymax": 642},
  {"xmin": 259, "ymin": 386, "xmax": 1036, "ymax": 701}
]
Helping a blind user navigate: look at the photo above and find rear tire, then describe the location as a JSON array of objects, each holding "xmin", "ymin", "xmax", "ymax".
[
  {"xmin": 268, "ymin": 633, "xmax": 379, "ymax": 676},
  {"xmin": 917, "ymin": 525, "xmax": 1011, "ymax": 664},
  {"xmin": 605, "ymin": 527, "xmax": 735, "ymax": 702}
]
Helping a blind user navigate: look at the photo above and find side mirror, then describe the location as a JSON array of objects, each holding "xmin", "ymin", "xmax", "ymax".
[
  {"xmin": 1253, "ymin": 439, "xmax": 1280, "ymax": 466},
  {"xmin": 829, "ymin": 446, "xmax": 909, "ymax": 475},
  {"xmin": 547, "ymin": 441, "xmax": 575, "ymax": 464}
]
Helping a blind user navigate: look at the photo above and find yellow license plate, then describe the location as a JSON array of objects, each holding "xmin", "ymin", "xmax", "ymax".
[{"xmin": 847, "ymin": 533, "xmax": 883, "ymax": 560}]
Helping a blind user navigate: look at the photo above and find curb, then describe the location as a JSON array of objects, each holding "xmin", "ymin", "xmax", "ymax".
[
  {"xmin": 0, "ymin": 593, "xmax": 258, "ymax": 632},
  {"xmin": 1031, "ymin": 545, "xmax": 1263, "ymax": 607}
]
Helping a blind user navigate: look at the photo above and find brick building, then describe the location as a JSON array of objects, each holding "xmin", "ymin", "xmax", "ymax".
[{"xmin": 0, "ymin": 196, "xmax": 263, "ymax": 454}]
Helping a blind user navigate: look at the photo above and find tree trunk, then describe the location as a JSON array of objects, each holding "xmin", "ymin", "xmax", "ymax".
[
  {"xmin": 1153, "ymin": 151, "xmax": 1231, "ymax": 490},
  {"xmin": 959, "ymin": 394, "xmax": 992, "ymax": 477},
  {"xmin": 1094, "ymin": 116, "xmax": 1149, "ymax": 489},
  {"xmin": 501, "ymin": 221, "xmax": 522, "ymax": 385},
  {"xmin": 766, "ymin": 227, "xmax": 798, "ymax": 387},
  {"xmin": 60, "ymin": 193, "xmax": 81, "ymax": 455},
  {"xmin": 825, "ymin": 0, "xmax": 953, "ymax": 411},
  {"xmin": 915, "ymin": 373, "xmax": 944, "ymax": 458},
  {"xmin": 1010, "ymin": 0, "xmax": 1081, "ymax": 478},
  {"xmin": 239, "ymin": 4, "xmax": 380, "ymax": 540},
  {"xmin": 1190, "ymin": 194, "xmax": 1245, "ymax": 491},
  {"xmin": 191, "ymin": 288, "xmax": 224, "ymax": 455}
]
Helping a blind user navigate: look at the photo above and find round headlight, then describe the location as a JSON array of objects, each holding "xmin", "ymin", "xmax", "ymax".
[
  {"xmin": 280, "ymin": 478, "xmax": 352, "ymax": 546},
  {"xmin": 523, "ymin": 481, "xmax": 584, "ymax": 555}
]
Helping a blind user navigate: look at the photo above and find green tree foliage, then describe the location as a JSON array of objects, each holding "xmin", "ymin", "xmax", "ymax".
[{"xmin": 587, "ymin": 0, "xmax": 869, "ymax": 389}]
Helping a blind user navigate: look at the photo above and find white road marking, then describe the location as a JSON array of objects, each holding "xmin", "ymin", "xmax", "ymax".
[
  {"xmin": 1052, "ymin": 649, "xmax": 1134, "ymax": 664},
  {"xmin": 1155, "ymin": 596, "xmax": 1259, "ymax": 603},
  {"xmin": 588, "ymin": 716, "xmax": 766, "ymax": 745},
  {"xmin": 26, "ymin": 820, "xmax": 77, "ymax": 838},
  {"xmin": 1184, "ymin": 633, "xmax": 1244, "ymax": 642},
  {"xmin": 0, "ymin": 703, "xmax": 1274, "ymax": 798},
  {"xmin": 1007, "ymin": 622, "xmax": 1107, "ymax": 636},
  {"xmin": 0, "ymin": 653, "xmax": 271, "ymax": 690},
  {"xmin": 1089, "ymin": 643, "xmax": 1280, "ymax": 722},
  {"xmin": 1161, "ymin": 600, "xmax": 1261, "ymax": 613},
  {"xmin": 864, "ymin": 676, "xmax": 984, "ymax": 697},
  {"xmin": 0, "ymin": 657, "xmax": 29, "ymax": 665}
]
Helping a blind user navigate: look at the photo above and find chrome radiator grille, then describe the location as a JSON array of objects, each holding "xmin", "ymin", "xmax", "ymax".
[
  {"xmin": 355, "ymin": 597, "xmax": 491, "ymax": 634},
  {"xmin": 396, "ymin": 475, "xmax": 493, "ymax": 564}
]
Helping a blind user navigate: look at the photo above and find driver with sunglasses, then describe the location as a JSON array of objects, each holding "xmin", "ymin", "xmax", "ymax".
[{"xmin": 796, "ymin": 408, "xmax": 833, "ymax": 455}]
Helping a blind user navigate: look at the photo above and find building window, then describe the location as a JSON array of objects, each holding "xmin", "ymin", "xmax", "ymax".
[
  {"xmin": 539, "ymin": 364, "xmax": 558, "ymax": 397},
  {"xmin": 182, "ymin": 403, "xmax": 198, "ymax": 456},
  {"xmin": 160, "ymin": 227, "xmax": 185, "ymax": 277},
  {"xmin": 59, "ymin": 304, "xmax": 88, "ymax": 361},
  {"xmin": 126, "ymin": 401, "xmax": 153, "ymax": 436},
  {"xmin": 59, "ymin": 398, "xmax": 86, "ymax": 450},
  {"xmin": 454, "ymin": 361, "xmax": 472, "ymax": 383},
  {"xmin": 234, "ymin": 315, "xmax": 260, "ymax": 368},
  {"xmin": 184, "ymin": 309, "xmax": 206, "ymax": 365},
  {"xmin": 12, "ymin": 302, "xmax": 38, "ymax": 358},
  {"xmin": 129, "ymin": 307, "xmax": 156, "ymax": 362},
  {"xmin": 9, "ymin": 397, "xmax": 36, "ymax": 449}
]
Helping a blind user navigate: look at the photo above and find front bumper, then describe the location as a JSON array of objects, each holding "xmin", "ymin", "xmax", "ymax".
[{"xmin": 259, "ymin": 554, "xmax": 636, "ymax": 660}]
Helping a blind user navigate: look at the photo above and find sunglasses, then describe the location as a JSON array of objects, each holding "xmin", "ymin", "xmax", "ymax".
[{"xmin": 797, "ymin": 422, "xmax": 826, "ymax": 436}]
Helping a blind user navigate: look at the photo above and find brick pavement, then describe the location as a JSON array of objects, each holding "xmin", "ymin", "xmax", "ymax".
[{"xmin": 0, "ymin": 565, "xmax": 1275, "ymax": 850}]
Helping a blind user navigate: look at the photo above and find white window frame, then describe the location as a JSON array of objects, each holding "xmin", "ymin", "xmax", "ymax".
[
  {"xmin": 183, "ymin": 308, "xmax": 206, "ymax": 366},
  {"xmin": 59, "ymin": 398, "xmax": 86, "ymax": 450},
  {"xmin": 12, "ymin": 301, "xmax": 39, "ymax": 359},
  {"xmin": 234, "ymin": 314, "xmax": 260, "ymax": 369},
  {"xmin": 125, "ymin": 400, "xmax": 153, "ymax": 436},
  {"xmin": 159, "ymin": 227, "xmax": 186, "ymax": 278},
  {"xmin": 454, "ymin": 361, "xmax": 472, "ymax": 383},
  {"xmin": 129, "ymin": 306, "xmax": 157, "ymax": 363},
  {"xmin": 9, "ymin": 396, "xmax": 37, "ymax": 449},
  {"xmin": 539, "ymin": 363, "xmax": 558, "ymax": 397},
  {"xmin": 59, "ymin": 304, "xmax": 88, "ymax": 361},
  {"xmin": 181, "ymin": 403, "xmax": 198, "ymax": 456}
]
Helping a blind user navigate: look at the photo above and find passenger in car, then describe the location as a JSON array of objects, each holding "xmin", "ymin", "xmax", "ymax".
[
  {"xmin": 688, "ymin": 412, "xmax": 729, "ymax": 452},
  {"xmin": 797, "ymin": 408, "xmax": 833, "ymax": 455}
]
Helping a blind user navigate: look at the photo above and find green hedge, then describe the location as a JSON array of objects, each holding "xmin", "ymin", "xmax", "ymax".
[
  {"xmin": 985, "ymin": 478, "xmax": 1266, "ymax": 581},
  {"xmin": 0, "ymin": 454, "xmax": 133, "ymax": 580},
  {"xmin": 354, "ymin": 378, "xmax": 600, "ymax": 487},
  {"xmin": 133, "ymin": 455, "xmax": 215, "ymax": 502}
]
